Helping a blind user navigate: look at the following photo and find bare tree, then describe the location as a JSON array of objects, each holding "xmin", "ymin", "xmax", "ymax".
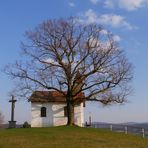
[{"xmin": 5, "ymin": 18, "xmax": 133, "ymax": 125}]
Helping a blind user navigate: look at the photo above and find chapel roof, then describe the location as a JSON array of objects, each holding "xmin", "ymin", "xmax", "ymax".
[{"xmin": 29, "ymin": 91, "xmax": 85, "ymax": 103}]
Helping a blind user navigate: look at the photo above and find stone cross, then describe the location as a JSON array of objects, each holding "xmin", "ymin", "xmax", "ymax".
[{"xmin": 8, "ymin": 95, "xmax": 17, "ymax": 128}]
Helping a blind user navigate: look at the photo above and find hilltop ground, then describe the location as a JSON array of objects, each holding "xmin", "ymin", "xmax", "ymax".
[{"xmin": 0, "ymin": 126, "xmax": 147, "ymax": 148}]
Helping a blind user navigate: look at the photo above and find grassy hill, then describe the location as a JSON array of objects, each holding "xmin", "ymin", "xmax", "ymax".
[{"xmin": 0, "ymin": 126, "xmax": 148, "ymax": 148}]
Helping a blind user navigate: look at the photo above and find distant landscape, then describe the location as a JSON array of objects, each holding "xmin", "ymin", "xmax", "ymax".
[
  {"xmin": 2, "ymin": 121, "xmax": 148, "ymax": 138},
  {"xmin": 1, "ymin": 122, "xmax": 148, "ymax": 129},
  {"xmin": 92, "ymin": 122, "xmax": 148, "ymax": 129}
]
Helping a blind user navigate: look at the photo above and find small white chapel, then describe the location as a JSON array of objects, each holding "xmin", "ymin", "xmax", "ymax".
[{"xmin": 29, "ymin": 91, "xmax": 85, "ymax": 127}]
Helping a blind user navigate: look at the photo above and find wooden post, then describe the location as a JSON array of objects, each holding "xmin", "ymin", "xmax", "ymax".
[
  {"xmin": 110, "ymin": 125, "xmax": 112, "ymax": 131},
  {"xmin": 125, "ymin": 126, "xmax": 128, "ymax": 134},
  {"xmin": 142, "ymin": 128, "xmax": 145, "ymax": 138}
]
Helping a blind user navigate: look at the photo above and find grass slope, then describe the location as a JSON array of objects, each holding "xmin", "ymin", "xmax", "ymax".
[{"xmin": 0, "ymin": 126, "xmax": 147, "ymax": 148}]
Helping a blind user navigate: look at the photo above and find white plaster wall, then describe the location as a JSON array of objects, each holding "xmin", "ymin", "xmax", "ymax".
[
  {"xmin": 31, "ymin": 102, "xmax": 84, "ymax": 127},
  {"xmin": 52, "ymin": 104, "xmax": 67, "ymax": 126},
  {"xmin": 31, "ymin": 103, "xmax": 53, "ymax": 127},
  {"xmin": 74, "ymin": 103, "xmax": 84, "ymax": 126}
]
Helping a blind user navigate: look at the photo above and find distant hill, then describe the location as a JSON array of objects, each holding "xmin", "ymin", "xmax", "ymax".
[
  {"xmin": 0, "ymin": 124, "xmax": 23, "ymax": 129},
  {"xmin": 91, "ymin": 122, "xmax": 148, "ymax": 129}
]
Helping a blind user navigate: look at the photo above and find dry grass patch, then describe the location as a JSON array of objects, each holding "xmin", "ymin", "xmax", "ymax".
[{"xmin": 0, "ymin": 126, "xmax": 147, "ymax": 148}]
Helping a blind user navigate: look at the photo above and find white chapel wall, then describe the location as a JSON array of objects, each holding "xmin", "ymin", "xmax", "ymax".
[
  {"xmin": 74, "ymin": 103, "xmax": 84, "ymax": 126},
  {"xmin": 31, "ymin": 102, "xmax": 84, "ymax": 127},
  {"xmin": 31, "ymin": 103, "xmax": 53, "ymax": 127}
]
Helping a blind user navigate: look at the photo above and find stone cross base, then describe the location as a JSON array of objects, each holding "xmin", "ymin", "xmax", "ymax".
[{"xmin": 8, "ymin": 121, "xmax": 16, "ymax": 128}]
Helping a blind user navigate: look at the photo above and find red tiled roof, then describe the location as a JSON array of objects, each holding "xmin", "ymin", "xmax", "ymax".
[{"xmin": 29, "ymin": 91, "xmax": 85, "ymax": 103}]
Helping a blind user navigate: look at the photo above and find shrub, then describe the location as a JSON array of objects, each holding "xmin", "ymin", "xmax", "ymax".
[{"xmin": 22, "ymin": 121, "xmax": 31, "ymax": 128}]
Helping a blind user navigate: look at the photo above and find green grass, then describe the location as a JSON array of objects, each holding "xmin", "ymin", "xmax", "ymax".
[{"xmin": 0, "ymin": 126, "xmax": 148, "ymax": 148}]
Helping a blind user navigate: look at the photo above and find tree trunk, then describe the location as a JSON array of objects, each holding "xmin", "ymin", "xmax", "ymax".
[{"xmin": 66, "ymin": 100, "xmax": 74, "ymax": 126}]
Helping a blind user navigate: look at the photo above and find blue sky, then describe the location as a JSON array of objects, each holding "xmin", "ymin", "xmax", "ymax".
[{"xmin": 0, "ymin": 0, "xmax": 148, "ymax": 124}]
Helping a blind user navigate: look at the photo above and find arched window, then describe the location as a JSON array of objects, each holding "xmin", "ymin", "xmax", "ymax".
[{"xmin": 41, "ymin": 107, "xmax": 46, "ymax": 117}]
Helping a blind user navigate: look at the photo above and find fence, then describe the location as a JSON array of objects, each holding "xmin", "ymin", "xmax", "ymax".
[{"xmin": 85, "ymin": 122, "xmax": 148, "ymax": 138}]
